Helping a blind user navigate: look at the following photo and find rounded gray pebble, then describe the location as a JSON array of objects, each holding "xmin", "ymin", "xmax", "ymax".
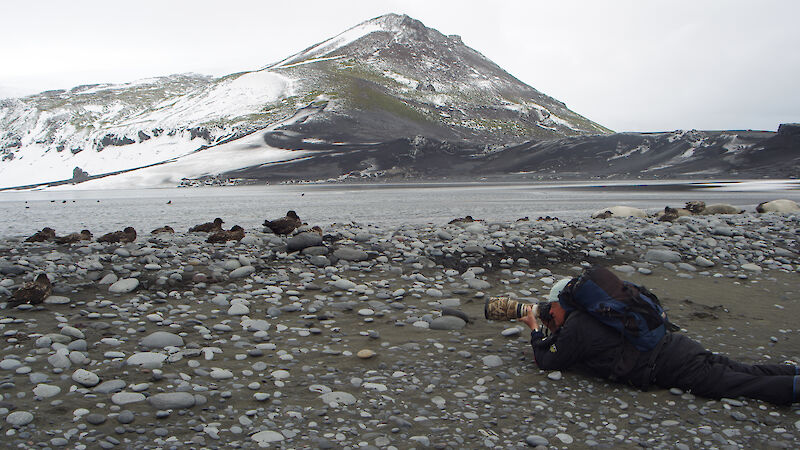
[
  {"xmin": 6, "ymin": 410, "xmax": 34, "ymax": 426},
  {"xmin": 86, "ymin": 413, "xmax": 107, "ymax": 425},
  {"xmin": 526, "ymin": 435, "xmax": 549, "ymax": 446}
]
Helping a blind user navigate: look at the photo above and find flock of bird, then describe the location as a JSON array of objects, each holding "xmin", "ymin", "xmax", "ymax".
[
  {"xmin": 22, "ymin": 210, "xmax": 305, "ymax": 247},
  {"xmin": 9, "ymin": 211, "xmax": 306, "ymax": 307}
]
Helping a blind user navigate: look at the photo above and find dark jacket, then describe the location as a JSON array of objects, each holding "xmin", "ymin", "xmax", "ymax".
[
  {"xmin": 532, "ymin": 310, "xmax": 799, "ymax": 404},
  {"xmin": 531, "ymin": 310, "xmax": 672, "ymax": 387}
]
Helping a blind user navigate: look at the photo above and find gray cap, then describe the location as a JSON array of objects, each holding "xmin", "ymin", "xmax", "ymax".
[{"xmin": 547, "ymin": 278, "xmax": 571, "ymax": 303}]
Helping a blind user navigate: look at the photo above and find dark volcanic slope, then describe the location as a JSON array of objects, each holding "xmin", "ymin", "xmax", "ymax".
[{"xmin": 223, "ymin": 124, "xmax": 800, "ymax": 182}]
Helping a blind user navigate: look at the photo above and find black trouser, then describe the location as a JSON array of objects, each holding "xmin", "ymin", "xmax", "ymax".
[{"xmin": 654, "ymin": 334, "xmax": 799, "ymax": 405}]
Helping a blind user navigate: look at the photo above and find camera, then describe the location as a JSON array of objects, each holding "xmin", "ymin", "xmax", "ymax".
[{"xmin": 484, "ymin": 296, "xmax": 551, "ymax": 322}]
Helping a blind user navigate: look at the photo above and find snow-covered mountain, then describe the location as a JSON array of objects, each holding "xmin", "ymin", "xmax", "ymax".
[
  {"xmin": 1, "ymin": 14, "xmax": 797, "ymax": 190},
  {"xmin": 0, "ymin": 14, "xmax": 610, "ymax": 189}
]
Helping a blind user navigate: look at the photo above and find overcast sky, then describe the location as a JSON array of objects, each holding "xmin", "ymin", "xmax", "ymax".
[{"xmin": 1, "ymin": 0, "xmax": 798, "ymax": 132}]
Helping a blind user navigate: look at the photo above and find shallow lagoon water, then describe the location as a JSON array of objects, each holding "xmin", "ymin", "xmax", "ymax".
[{"xmin": 0, "ymin": 180, "xmax": 797, "ymax": 238}]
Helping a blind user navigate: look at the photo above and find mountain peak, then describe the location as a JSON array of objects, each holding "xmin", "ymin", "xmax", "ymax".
[
  {"xmin": 0, "ymin": 14, "xmax": 613, "ymax": 189},
  {"xmin": 369, "ymin": 13, "xmax": 428, "ymax": 33},
  {"xmin": 269, "ymin": 13, "xmax": 448, "ymax": 69}
]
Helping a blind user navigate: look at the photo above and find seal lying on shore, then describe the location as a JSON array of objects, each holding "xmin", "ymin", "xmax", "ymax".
[
  {"xmin": 55, "ymin": 230, "xmax": 92, "ymax": 244},
  {"xmin": 8, "ymin": 273, "xmax": 52, "ymax": 307},
  {"xmin": 685, "ymin": 201, "xmax": 707, "ymax": 214},
  {"xmin": 683, "ymin": 201, "xmax": 744, "ymax": 215},
  {"xmin": 756, "ymin": 199, "xmax": 800, "ymax": 213},
  {"xmin": 697, "ymin": 204, "xmax": 744, "ymax": 215},
  {"xmin": 25, "ymin": 227, "xmax": 56, "ymax": 243},
  {"xmin": 656, "ymin": 206, "xmax": 692, "ymax": 222},
  {"xmin": 97, "ymin": 227, "xmax": 137, "ymax": 243},
  {"xmin": 263, "ymin": 211, "xmax": 302, "ymax": 235},
  {"xmin": 591, "ymin": 206, "xmax": 647, "ymax": 219},
  {"xmin": 189, "ymin": 218, "xmax": 224, "ymax": 233},
  {"xmin": 207, "ymin": 225, "xmax": 245, "ymax": 243}
]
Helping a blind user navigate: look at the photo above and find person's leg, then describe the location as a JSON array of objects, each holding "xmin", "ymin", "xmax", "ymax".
[
  {"xmin": 688, "ymin": 361, "xmax": 798, "ymax": 405},
  {"xmin": 706, "ymin": 353, "xmax": 799, "ymax": 377}
]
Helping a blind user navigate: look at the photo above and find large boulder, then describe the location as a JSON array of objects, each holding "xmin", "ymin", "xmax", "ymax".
[
  {"xmin": 333, "ymin": 247, "xmax": 369, "ymax": 261},
  {"xmin": 147, "ymin": 392, "xmax": 196, "ymax": 409},
  {"xmin": 644, "ymin": 249, "xmax": 681, "ymax": 263},
  {"xmin": 429, "ymin": 316, "xmax": 466, "ymax": 330},
  {"xmin": 140, "ymin": 331, "xmax": 184, "ymax": 349},
  {"xmin": 287, "ymin": 232, "xmax": 323, "ymax": 252}
]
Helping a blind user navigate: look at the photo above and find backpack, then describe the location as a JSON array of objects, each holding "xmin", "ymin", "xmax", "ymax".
[{"xmin": 558, "ymin": 266, "xmax": 679, "ymax": 352}]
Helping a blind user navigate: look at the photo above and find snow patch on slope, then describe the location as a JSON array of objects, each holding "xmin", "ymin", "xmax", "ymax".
[
  {"xmin": 608, "ymin": 141, "xmax": 651, "ymax": 161},
  {"xmin": 721, "ymin": 134, "xmax": 754, "ymax": 154},
  {"xmin": 43, "ymin": 96, "xmax": 324, "ymax": 190},
  {"xmin": 53, "ymin": 131, "xmax": 308, "ymax": 190},
  {"xmin": 117, "ymin": 71, "xmax": 292, "ymax": 128},
  {"xmin": 271, "ymin": 20, "xmax": 388, "ymax": 68},
  {"xmin": 0, "ymin": 133, "xmax": 209, "ymax": 188}
]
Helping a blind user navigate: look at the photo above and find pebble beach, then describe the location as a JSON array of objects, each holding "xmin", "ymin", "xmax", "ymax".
[{"xmin": 1, "ymin": 209, "xmax": 799, "ymax": 449}]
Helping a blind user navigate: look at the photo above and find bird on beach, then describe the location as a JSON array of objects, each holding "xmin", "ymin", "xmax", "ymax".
[
  {"xmin": 448, "ymin": 215, "xmax": 482, "ymax": 225},
  {"xmin": 55, "ymin": 230, "xmax": 93, "ymax": 244},
  {"xmin": 97, "ymin": 227, "xmax": 137, "ymax": 243},
  {"xmin": 25, "ymin": 227, "xmax": 56, "ymax": 243},
  {"xmin": 207, "ymin": 225, "xmax": 245, "ymax": 243},
  {"xmin": 263, "ymin": 211, "xmax": 302, "ymax": 235},
  {"xmin": 8, "ymin": 273, "xmax": 52, "ymax": 307},
  {"xmin": 151, "ymin": 225, "xmax": 175, "ymax": 234},
  {"xmin": 189, "ymin": 218, "xmax": 224, "ymax": 233}
]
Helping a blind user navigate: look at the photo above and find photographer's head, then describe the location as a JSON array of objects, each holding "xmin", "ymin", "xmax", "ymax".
[{"xmin": 539, "ymin": 277, "xmax": 572, "ymax": 332}]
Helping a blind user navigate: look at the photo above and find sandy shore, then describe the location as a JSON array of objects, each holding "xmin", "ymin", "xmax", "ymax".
[{"xmin": 1, "ymin": 212, "xmax": 799, "ymax": 448}]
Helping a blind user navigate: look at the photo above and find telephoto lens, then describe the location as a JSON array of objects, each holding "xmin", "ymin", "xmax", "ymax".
[{"xmin": 484, "ymin": 296, "xmax": 538, "ymax": 321}]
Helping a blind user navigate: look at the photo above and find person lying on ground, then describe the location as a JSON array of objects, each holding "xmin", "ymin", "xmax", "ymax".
[{"xmin": 509, "ymin": 267, "xmax": 800, "ymax": 406}]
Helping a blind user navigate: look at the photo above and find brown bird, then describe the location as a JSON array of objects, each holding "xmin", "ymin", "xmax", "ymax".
[
  {"xmin": 151, "ymin": 225, "xmax": 175, "ymax": 234},
  {"xmin": 189, "ymin": 218, "xmax": 224, "ymax": 233},
  {"xmin": 97, "ymin": 227, "xmax": 137, "ymax": 243},
  {"xmin": 263, "ymin": 211, "xmax": 301, "ymax": 235},
  {"xmin": 25, "ymin": 227, "xmax": 56, "ymax": 242},
  {"xmin": 55, "ymin": 229, "xmax": 93, "ymax": 244},
  {"xmin": 448, "ymin": 215, "xmax": 482, "ymax": 225},
  {"xmin": 207, "ymin": 225, "xmax": 245, "ymax": 243},
  {"xmin": 310, "ymin": 225, "xmax": 323, "ymax": 236},
  {"xmin": 8, "ymin": 273, "xmax": 52, "ymax": 307}
]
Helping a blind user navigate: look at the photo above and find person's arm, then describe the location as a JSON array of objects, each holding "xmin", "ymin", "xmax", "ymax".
[{"xmin": 523, "ymin": 309, "xmax": 585, "ymax": 370}]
